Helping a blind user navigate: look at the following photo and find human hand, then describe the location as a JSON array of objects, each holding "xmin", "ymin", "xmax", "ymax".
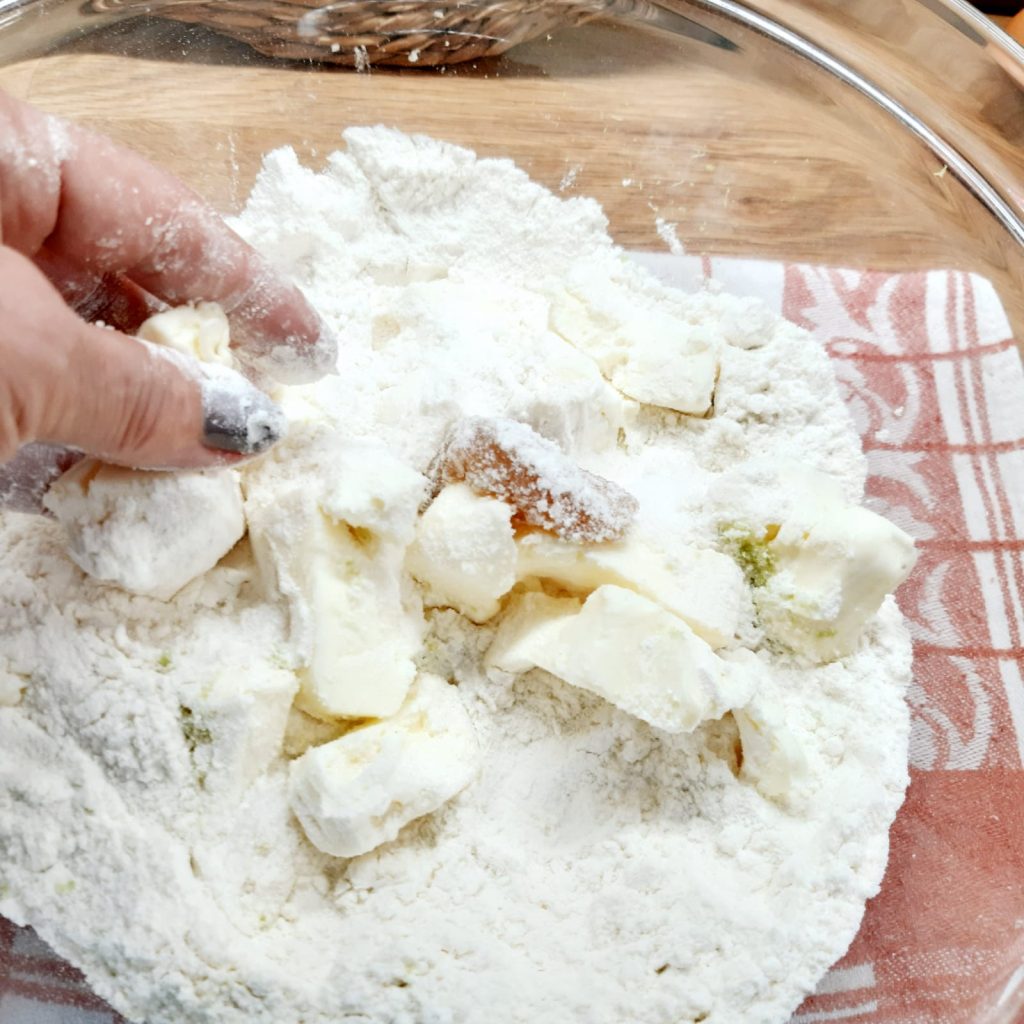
[{"xmin": 0, "ymin": 92, "xmax": 337, "ymax": 511}]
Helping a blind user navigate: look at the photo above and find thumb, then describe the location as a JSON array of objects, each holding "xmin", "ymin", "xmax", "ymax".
[
  {"xmin": 45, "ymin": 326, "xmax": 287, "ymax": 469},
  {"xmin": 0, "ymin": 247, "xmax": 286, "ymax": 470}
]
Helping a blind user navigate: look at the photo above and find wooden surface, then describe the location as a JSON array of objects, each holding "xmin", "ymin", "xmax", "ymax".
[{"xmin": 1, "ymin": 11, "xmax": 1023, "ymax": 345}]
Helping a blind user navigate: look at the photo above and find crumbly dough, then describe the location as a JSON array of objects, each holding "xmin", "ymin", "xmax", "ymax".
[{"xmin": 0, "ymin": 128, "xmax": 914, "ymax": 1024}]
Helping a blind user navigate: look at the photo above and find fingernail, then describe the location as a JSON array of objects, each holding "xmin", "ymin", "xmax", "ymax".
[{"xmin": 200, "ymin": 365, "xmax": 287, "ymax": 455}]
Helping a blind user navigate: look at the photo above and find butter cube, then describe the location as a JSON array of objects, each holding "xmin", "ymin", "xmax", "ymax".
[
  {"xmin": 321, "ymin": 449, "xmax": 426, "ymax": 546},
  {"xmin": 549, "ymin": 282, "xmax": 721, "ymax": 416},
  {"xmin": 713, "ymin": 467, "xmax": 919, "ymax": 661},
  {"xmin": 761, "ymin": 503, "xmax": 916, "ymax": 660},
  {"xmin": 485, "ymin": 591, "xmax": 583, "ymax": 673},
  {"xmin": 247, "ymin": 487, "xmax": 421, "ymax": 721},
  {"xmin": 406, "ymin": 484, "xmax": 517, "ymax": 623},
  {"xmin": 138, "ymin": 302, "xmax": 233, "ymax": 366},
  {"xmin": 732, "ymin": 699, "xmax": 807, "ymax": 799},
  {"xmin": 289, "ymin": 674, "xmax": 479, "ymax": 858},
  {"xmin": 515, "ymin": 533, "xmax": 742, "ymax": 648},
  {"xmin": 44, "ymin": 459, "xmax": 246, "ymax": 601},
  {"xmin": 293, "ymin": 512, "xmax": 416, "ymax": 720},
  {"xmin": 489, "ymin": 585, "xmax": 752, "ymax": 733},
  {"xmin": 713, "ymin": 464, "xmax": 917, "ymax": 660},
  {"xmin": 185, "ymin": 666, "xmax": 298, "ymax": 794},
  {"xmin": 512, "ymin": 337, "xmax": 628, "ymax": 454}
]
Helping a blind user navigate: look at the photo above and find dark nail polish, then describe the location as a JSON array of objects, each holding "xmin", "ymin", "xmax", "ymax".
[{"xmin": 200, "ymin": 369, "xmax": 287, "ymax": 455}]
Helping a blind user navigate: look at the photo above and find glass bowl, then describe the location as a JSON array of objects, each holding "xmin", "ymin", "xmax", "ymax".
[{"xmin": 0, "ymin": 2, "xmax": 1022, "ymax": 1022}]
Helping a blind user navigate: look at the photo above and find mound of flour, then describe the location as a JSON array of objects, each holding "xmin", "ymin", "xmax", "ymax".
[{"xmin": 0, "ymin": 128, "xmax": 911, "ymax": 1024}]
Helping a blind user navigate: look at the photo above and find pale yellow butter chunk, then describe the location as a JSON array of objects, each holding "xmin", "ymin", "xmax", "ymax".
[
  {"xmin": 184, "ymin": 666, "xmax": 298, "ymax": 796},
  {"xmin": 138, "ymin": 302, "xmax": 234, "ymax": 366},
  {"xmin": 44, "ymin": 459, "xmax": 246, "ymax": 601},
  {"xmin": 549, "ymin": 282, "xmax": 721, "ymax": 416},
  {"xmin": 406, "ymin": 484, "xmax": 517, "ymax": 623},
  {"xmin": 485, "ymin": 591, "xmax": 584, "ymax": 673},
  {"xmin": 0, "ymin": 661, "xmax": 25, "ymax": 707},
  {"xmin": 293, "ymin": 512, "xmax": 414, "ymax": 720},
  {"xmin": 713, "ymin": 464, "xmax": 917, "ymax": 661},
  {"xmin": 732, "ymin": 698, "xmax": 808, "ymax": 800},
  {"xmin": 721, "ymin": 468, "xmax": 919, "ymax": 661},
  {"xmin": 488, "ymin": 586, "xmax": 752, "ymax": 733},
  {"xmin": 321, "ymin": 450, "xmax": 426, "ymax": 545},
  {"xmin": 762, "ymin": 504, "xmax": 917, "ymax": 660},
  {"xmin": 289, "ymin": 674, "xmax": 479, "ymax": 858},
  {"xmin": 247, "ymin": 486, "xmax": 421, "ymax": 721},
  {"xmin": 515, "ymin": 532, "xmax": 742, "ymax": 649}
]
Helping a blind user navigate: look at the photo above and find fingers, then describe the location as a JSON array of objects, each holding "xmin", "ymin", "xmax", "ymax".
[
  {"xmin": 50, "ymin": 147, "xmax": 335, "ymax": 383},
  {"xmin": 0, "ymin": 444, "xmax": 80, "ymax": 514},
  {"xmin": 0, "ymin": 246, "xmax": 286, "ymax": 474},
  {"xmin": 46, "ymin": 325, "xmax": 288, "ymax": 470},
  {"xmin": 34, "ymin": 247, "xmax": 166, "ymax": 335},
  {"xmin": 0, "ymin": 92, "xmax": 337, "ymax": 384}
]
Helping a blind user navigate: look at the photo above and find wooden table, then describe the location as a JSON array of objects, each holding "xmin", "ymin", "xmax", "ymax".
[{"xmin": 2, "ymin": 8, "xmax": 1023, "ymax": 347}]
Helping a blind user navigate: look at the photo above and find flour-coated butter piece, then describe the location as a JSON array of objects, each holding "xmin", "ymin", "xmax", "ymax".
[
  {"xmin": 489, "ymin": 585, "xmax": 752, "ymax": 733},
  {"xmin": 515, "ymin": 533, "xmax": 741, "ymax": 648},
  {"xmin": 762, "ymin": 503, "xmax": 917, "ymax": 660},
  {"xmin": 511, "ymin": 335, "xmax": 629, "ymax": 455},
  {"xmin": 138, "ymin": 302, "xmax": 233, "ymax": 366},
  {"xmin": 321, "ymin": 448, "xmax": 426, "ymax": 545},
  {"xmin": 186, "ymin": 666, "xmax": 298, "ymax": 794},
  {"xmin": 44, "ymin": 460, "xmax": 246, "ymax": 601},
  {"xmin": 715, "ymin": 467, "xmax": 918, "ymax": 661},
  {"xmin": 549, "ymin": 279, "xmax": 721, "ymax": 416},
  {"xmin": 406, "ymin": 484, "xmax": 517, "ymax": 623},
  {"xmin": 485, "ymin": 591, "xmax": 583, "ymax": 673},
  {"xmin": 243, "ymin": 454, "xmax": 423, "ymax": 720},
  {"xmin": 0, "ymin": 664, "xmax": 24, "ymax": 707},
  {"xmin": 289, "ymin": 673, "xmax": 479, "ymax": 858},
  {"xmin": 248, "ymin": 495, "xmax": 419, "ymax": 721},
  {"xmin": 299, "ymin": 518, "xmax": 416, "ymax": 719},
  {"xmin": 733, "ymin": 699, "xmax": 808, "ymax": 800},
  {"xmin": 711, "ymin": 463, "xmax": 917, "ymax": 660}
]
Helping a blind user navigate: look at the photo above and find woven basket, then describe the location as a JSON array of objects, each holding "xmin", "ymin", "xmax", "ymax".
[{"xmin": 86, "ymin": 0, "xmax": 644, "ymax": 66}]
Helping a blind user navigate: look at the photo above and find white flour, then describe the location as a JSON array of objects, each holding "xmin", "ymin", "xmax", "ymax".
[{"xmin": 0, "ymin": 128, "xmax": 911, "ymax": 1024}]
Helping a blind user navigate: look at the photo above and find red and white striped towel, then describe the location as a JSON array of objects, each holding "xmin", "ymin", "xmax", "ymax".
[{"xmin": 2, "ymin": 259, "xmax": 1023, "ymax": 1024}]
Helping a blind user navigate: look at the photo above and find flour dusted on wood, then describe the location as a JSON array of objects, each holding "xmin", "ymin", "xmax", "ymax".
[{"xmin": 0, "ymin": 127, "xmax": 912, "ymax": 1024}]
